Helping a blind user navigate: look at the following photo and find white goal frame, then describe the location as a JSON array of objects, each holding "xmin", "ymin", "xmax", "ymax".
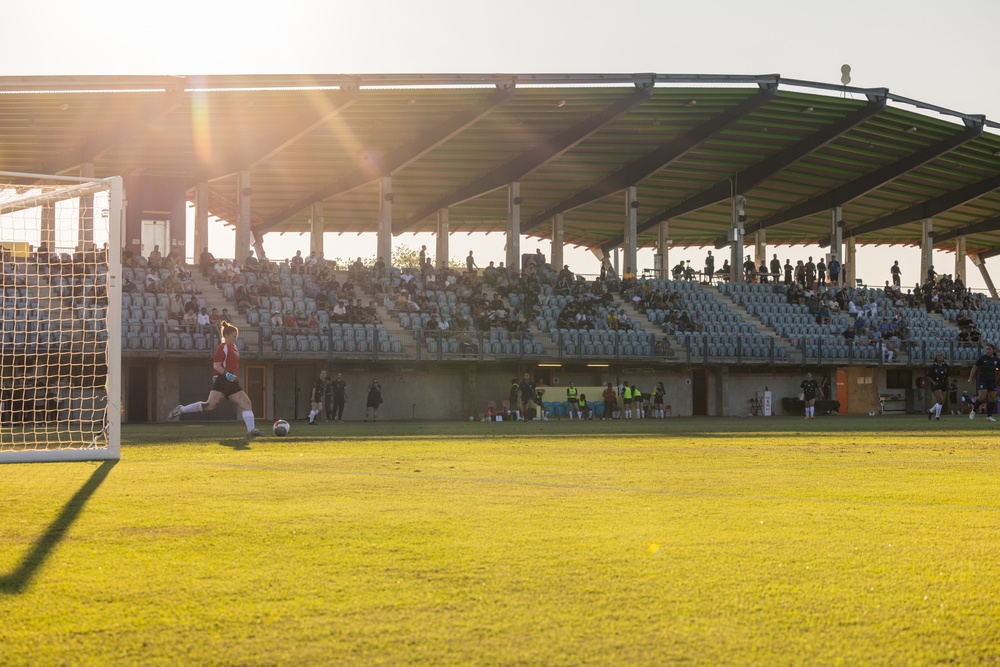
[{"xmin": 0, "ymin": 171, "xmax": 121, "ymax": 463}]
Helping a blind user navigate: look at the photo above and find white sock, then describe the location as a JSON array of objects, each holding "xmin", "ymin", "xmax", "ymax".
[
  {"xmin": 180, "ymin": 402, "xmax": 203, "ymax": 413},
  {"xmin": 242, "ymin": 410, "xmax": 255, "ymax": 432},
  {"xmin": 309, "ymin": 410, "xmax": 317, "ymax": 422}
]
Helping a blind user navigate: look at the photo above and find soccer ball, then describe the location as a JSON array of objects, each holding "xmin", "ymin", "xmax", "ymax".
[{"xmin": 273, "ymin": 419, "xmax": 290, "ymax": 436}]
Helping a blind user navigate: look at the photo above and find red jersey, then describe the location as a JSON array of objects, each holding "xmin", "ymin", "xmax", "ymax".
[{"xmin": 213, "ymin": 343, "xmax": 240, "ymax": 376}]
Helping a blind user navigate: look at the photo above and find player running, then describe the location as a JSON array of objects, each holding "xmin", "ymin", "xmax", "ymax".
[
  {"xmin": 967, "ymin": 343, "xmax": 1000, "ymax": 421},
  {"xmin": 168, "ymin": 321, "xmax": 265, "ymax": 436},
  {"xmin": 926, "ymin": 353, "xmax": 950, "ymax": 421}
]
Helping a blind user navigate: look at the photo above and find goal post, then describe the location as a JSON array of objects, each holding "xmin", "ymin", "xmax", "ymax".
[{"xmin": 0, "ymin": 172, "xmax": 122, "ymax": 463}]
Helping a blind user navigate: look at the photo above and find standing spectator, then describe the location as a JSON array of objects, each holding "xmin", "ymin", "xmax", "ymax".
[
  {"xmin": 704, "ymin": 251, "xmax": 714, "ymax": 284},
  {"xmin": 742, "ymin": 255, "xmax": 756, "ymax": 282},
  {"xmin": 817, "ymin": 257, "xmax": 827, "ymax": 288},
  {"xmin": 890, "ymin": 260, "xmax": 901, "ymax": 287},
  {"xmin": 783, "ymin": 259, "xmax": 793, "ymax": 286},
  {"xmin": 805, "ymin": 256, "xmax": 816, "ymax": 287},
  {"xmin": 602, "ymin": 382, "xmax": 618, "ymax": 420},
  {"xmin": 330, "ymin": 372, "xmax": 347, "ymax": 422},
  {"xmin": 828, "ymin": 255, "xmax": 841, "ymax": 287},
  {"xmin": 769, "ymin": 254, "xmax": 781, "ymax": 282},
  {"xmin": 364, "ymin": 379, "xmax": 383, "ymax": 422},
  {"xmin": 466, "ymin": 250, "xmax": 477, "ymax": 273}
]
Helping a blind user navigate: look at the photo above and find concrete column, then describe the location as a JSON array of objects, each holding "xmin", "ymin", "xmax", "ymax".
[
  {"xmin": 955, "ymin": 235, "xmax": 967, "ymax": 285},
  {"xmin": 378, "ymin": 176, "xmax": 393, "ymax": 267},
  {"xmin": 506, "ymin": 182, "xmax": 521, "ymax": 273},
  {"xmin": 436, "ymin": 208, "xmax": 449, "ymax": 270},
  {"xmin": 731, "ymin": 195, "xmax": 746, "ymax": 283},
  {"xmin": 624, "ymin": 186, "xmax": 638, "ymax": 277},
  {"xmin": 920, "ymin": 217, "xmax": 933, "ymax": 282},
  {"xmin": 310, "ymin": 203, "xmax": 324, "ymax": 258},
  {"xmin": 754, "ymin": 230, "xmax": 766, "ymax": 268},
  {"xmin": 551, "ymin": 213, "xmax": 564, "ymax": 272},
  {"xmin": 78, "ymin": 162, "xmax": 94, "ymax": 250},
  {"xmin": 970, "ymin": 253, "xmax": 998, "ymax": 299},
  {"xmin": 235, "ymin": 170, "xmax": 252, "ymax": 264},
  {"xmin": 41, "ymin": 204, "xmax": 56, "ymax": 250},
  {"xmin": 830, "ymin": 206, "xmax": 843, "ymax": 267},
  {"xmin": 194, "ymin": 182, "xmax": 209, "ymax": 264},
  {"xmin": 656, "ymin": 220, "xmax": 669, "ymax": 279},
  {"xmin": 845, "ymin": 236, "xmax": 857, "ymax": 287}
]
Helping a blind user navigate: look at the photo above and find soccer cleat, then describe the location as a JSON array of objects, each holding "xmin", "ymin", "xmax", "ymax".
[
  {"xmin": 309, "ymin": 420, "xmax": 316, "ymax": 425},
  {"xmin": 969, "ymin": 411, "xmax": 976, "ymax": 421},
  {"xmin": 167, "ymin": 405, "xmax": 182, "ymax": 421},
  {"xmin": 988, "ymin": 416, "xmax": 997, "ymax": 422},
  {"xmin": 247, "ymin": 429, "xmax": 265, "ymax": 437},
  {"xmin": 928, "ymin": 411, "xmax": 933, "ymax": 421},
  {"xmin": 935, "ymin": 417, "xmax": 940, "ymax": 421}
]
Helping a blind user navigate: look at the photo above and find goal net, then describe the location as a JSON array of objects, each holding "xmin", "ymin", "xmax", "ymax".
[{"xmin": 0, "ymin": 172, "xmax": 122, "ymax": 463}]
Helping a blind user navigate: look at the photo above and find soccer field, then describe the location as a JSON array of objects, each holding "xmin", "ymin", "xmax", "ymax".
[{"xmin": 2, "ymin": 417, "xmax": 999, "ymax": 666}]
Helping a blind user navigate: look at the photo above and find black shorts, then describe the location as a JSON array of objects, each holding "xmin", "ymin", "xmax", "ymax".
[
  {"xmin": 212, "ymin": 374, "xmax": 244, "ymax": 398},
  {"xmin": 567, "ymin": 398, "xmax": 579, "ymax": 405},
  {"xmin": 802, "ymin": 393, "xmax": 817, "ymax": 402},
  {"xmin": 653, "ymin": 396, "xmax": 663, "ymax": 405},
  {"xmin": 930, "ymin": 383, "xmax": 947, "ymax": 393},
  {"xmin": 976, "ymin": 377, "xmax": 998, "ymax": 393}
]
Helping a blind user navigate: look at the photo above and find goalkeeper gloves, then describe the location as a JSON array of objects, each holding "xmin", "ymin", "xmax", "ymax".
[{"xmin": 225, "ymin": 372, "xmax": 238, "ymax": 383}]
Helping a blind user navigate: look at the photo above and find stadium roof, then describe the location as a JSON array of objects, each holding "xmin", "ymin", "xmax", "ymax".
[{"xmin": 3, "ymin": 73, "xmax": 1000, "ymax": 260}]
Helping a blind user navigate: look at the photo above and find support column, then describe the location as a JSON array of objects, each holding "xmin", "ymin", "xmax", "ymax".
[
  {"xmin": 436, "ymin": 208, "xmax": 449, "ymax": 270},
  {"xmin": 310, "ymin": 203, "xmax": 324, "ymax": 258},
  {"xmin": 235, "ymin": 171, "xmax": 252, "ymax": 265},
  {"xmin": 754, "ymin": 230, "xmax": 766, "ymax": 267},
  {"xmin": 78, "ymin": 162, "xmax": 94, "ymax": 251},
  {"xmin": 845, "ymin": 236, "xmax": 857, "ymax": 287},
  {"xmin": 955, "ymin": 236, "xmax": 967, "ymax": 285},
  {"xmin": 730, "ymin": 195, "xmax": 746, "ymax": 283},
  {"xmin": 506, "ymin": 182, "xmax": 521, "ymax": 273},
  {"xmin": 194, "ymin": 182, "xmax": 209, "ymax": 264},
  {"xmin": 41, "ymin": 204, "xmax": 56, "ymax": 251},
  {"xmin": 655, "ymin": 221, "xmax": 669, "ymax": 279},
  {"xmin": 551, "ymin": 213, "xmax": 564, "ymax": 271},
  {"xmin": 920, "ymin": 217, "xmax": 933, "ymax": 282},
  {"xmin": 971, "ymin": 254, "xmax": 998, "ymax": 299},
  {"xmin": 624, "ymin": 186, "xmax": 638, "ymax": 277},
  {"xmin": 830, "ymin": 206, "xmax": 843, "ymax": 272},
  {"xmin": 378, "ymin": 176, "xmax": 393, "ymax": 267}
]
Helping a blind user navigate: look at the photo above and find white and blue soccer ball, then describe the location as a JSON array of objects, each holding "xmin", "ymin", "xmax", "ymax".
[{"xmin": 273, "ymin": 419, "xmax": 290, "ymax": 436}]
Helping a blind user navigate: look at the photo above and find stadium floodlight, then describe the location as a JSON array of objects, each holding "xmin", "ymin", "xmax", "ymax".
[{"xmin": 0, "ymin": 172, "xmax": 122, "ymax": 463}]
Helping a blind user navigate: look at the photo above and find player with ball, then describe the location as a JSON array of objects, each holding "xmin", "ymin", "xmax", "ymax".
[{"xmin": 168, "ymin": 321, "xmax": 266, "ymax": 437}]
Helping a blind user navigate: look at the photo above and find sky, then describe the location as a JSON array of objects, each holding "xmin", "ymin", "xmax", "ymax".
[{"xmin": 3, "ymin": 0, "xmax": 1000, "ymax": 290}]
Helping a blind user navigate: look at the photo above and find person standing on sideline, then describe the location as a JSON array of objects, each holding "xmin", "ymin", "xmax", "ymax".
[
  {"xmin": 308, "ymin": 370, "xmax": 328, "ymax": 425},
  {"xmin": 890, "ymin": 260, "xmax": 901, "ymax": 287},
  {"xmin": 330, "ymin": 372, "xmax": 347, "ymax": 422},
  {"xmin": 652, "ymin": 381, "xmax": 666, "ymax": 418},
  {"xmin": 967, "ymin": 343, "xmax": 1000, "ymax": 421},
  {"xmin": 566, "ymin": 381, "xmax": 580, "ymax": 420},
  {"xmin": 168, "ymin": 321, "xmax": 265, "ymax": 436},
  {"xmin": 365, "ymin": 379, "xmax": 383, "ymax": 422},
  {"xmin": 704, "ymin": 251, "xmax": 714, "ymax": 284},
  {"xmin": 602, "ymin": 382, "xmax": 618, "ymax": 420},
  {"xmin": 800, "ymin": 372, "xmax": 821, "ymax": 419},
  {"xmin": 926, "ymin": 353, "xmax": 950, "ymax": 421}
]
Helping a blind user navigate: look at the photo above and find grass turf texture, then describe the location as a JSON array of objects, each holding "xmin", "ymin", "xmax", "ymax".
[{"xmin": 2, "ymin": 417, "xmax": 999, "ymax": 666}]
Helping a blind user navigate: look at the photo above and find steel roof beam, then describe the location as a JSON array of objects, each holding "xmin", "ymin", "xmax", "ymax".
[
  {"xmin": 191, "ymin": 89, "xmax": 358, "ymax": 187},
  {"xmin": 932, "ymin": 215, "xmax": 1000, "ymax": 244},
  {"xmin": 257, "ymin": 85, "xmax": 516, "ymax": 234},
  {"xmin": 524, "ymin": 83, "xmax": 777, "ymax": 234},
  {"xmin": 847, "ymin": 173, "xmax": 1000, "ymax": 237},
  {"xmin": 599, "ymin": 95, "xmax": 886, "ymax": 253},
  {"xmin": 37, "ymin": 84, "xmax": 187, "ymax": 176},
  {"xmin": 395, "ymin": 83, "xmax": 655, "ymax": 234},
  {"xmin": 746, "ymin": 122, "xmax": 985, "ymax": 235}
]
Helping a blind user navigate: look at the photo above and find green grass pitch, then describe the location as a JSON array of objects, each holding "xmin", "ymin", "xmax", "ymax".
[{"xmin": 2, "ymin": 417, "xmax": 999, "ymax": 665}]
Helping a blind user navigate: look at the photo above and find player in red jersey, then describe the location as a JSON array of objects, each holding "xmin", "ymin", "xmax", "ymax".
[{"xmin": 168, "ymin": 321, "xmax": 264, "ymax": 436}]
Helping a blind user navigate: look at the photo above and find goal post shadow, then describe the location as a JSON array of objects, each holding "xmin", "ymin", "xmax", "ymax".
[{"xmin": 0, "ymin": 460, "xmax": 116, "ymax": 595}]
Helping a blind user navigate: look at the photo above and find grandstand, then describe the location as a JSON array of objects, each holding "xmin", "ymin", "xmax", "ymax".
[{"xmin": 2, "ymin": 73, "xmax": 1000, "ymax": 423}]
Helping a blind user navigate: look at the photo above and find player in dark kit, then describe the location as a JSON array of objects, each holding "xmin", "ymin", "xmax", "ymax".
[
  {"xmin": 168, "ymin": 321, "xmax": 264, "ymax": 436},
  {"xmin": 800, "ymin": 372, "xmax": 821, "ymax": 419},
  {"xmin": 308, "ymin": 370, "xmax": 328, "ymax": 424},
  {"xmin": 967, "ymin": 343, "xmax": 1000, "ymax": 422},
  {"xmin": 926, "ymin": 353, "xmax": 950, "ymax": 421},
  {"xmin": 329, "ymin": 372, "xmax": 347, "ymax": 422}
]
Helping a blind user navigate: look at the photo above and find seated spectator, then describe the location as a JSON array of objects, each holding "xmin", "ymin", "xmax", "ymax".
[
  {"xmin": 144, "ymin": 271, "xmax": 160, "ymax": 293},
  {"xmin": 209, "ymin": 307, "xmax": 221, "ymax": 326},
  {"xmin": 307, "ymin": 312, "xmax": 320, "ymax": 329},
  {"xmin": 295, "ymin": 310, "xmax": 309, "ymax": 328},
  {"xmin": 182, "ymin": 309, "xmax": 198, "ymax": 330},
  {"xmin": 270, "ymin": 311, "xmax": 282, "ymax": 327},
  {"xmin": 244, "ymin": 251, "xmax": 259, "ymax": 271},
  {"xmin": 147, "ymin": 244, "xmax": 162, "ymax": 269},
  {"xmin": 197, "ymin": 308, "xmax": 210, "ymax": 327},
  {"xmin": 282, "ymin": 310, "xmax": 297, "ymax": 328},
  {"xmin": 199, "ymin": 247, "xmax": 216, "ymax": 276}
]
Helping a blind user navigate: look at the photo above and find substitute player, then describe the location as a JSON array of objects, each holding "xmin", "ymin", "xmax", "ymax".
[
  {"xmin": 308, "ymin": 370, "xmax": 328, "ymax": 425},
  {"xmin": 800, "ymin": 372, "xmax": 821, "ymax": 419},
  {"xmin": 967, "ymin": 343, "xmax": 1000, "ymax": 422},
  {"xmin": 168, "ymin": 321, "xmax": 265, "ymax": 436},
  {"xmin": 926, "ymin": 353, "xmax": 950, "ymax": 421}
]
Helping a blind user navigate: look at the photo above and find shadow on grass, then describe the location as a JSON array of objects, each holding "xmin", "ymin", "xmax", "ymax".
[
  {"xmin": 0, "ymin": 460, "xmax": 116, "ymax": 595},
  {"xmin": 218, "ymin": 437, "xmax": 253, "ymax": 451}
]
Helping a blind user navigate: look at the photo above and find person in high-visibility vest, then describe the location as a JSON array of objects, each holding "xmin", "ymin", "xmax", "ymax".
[
  {"xmin": 566, "ymin": 382, "xmax": 580, "ymax": 420},
  {"xmin": 622, "ymin": 383, "xmax": 634, "ymax": 419},
  {"xmin": 632, "ymin": 384, "xmax": 643, "ymax": 419}
]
